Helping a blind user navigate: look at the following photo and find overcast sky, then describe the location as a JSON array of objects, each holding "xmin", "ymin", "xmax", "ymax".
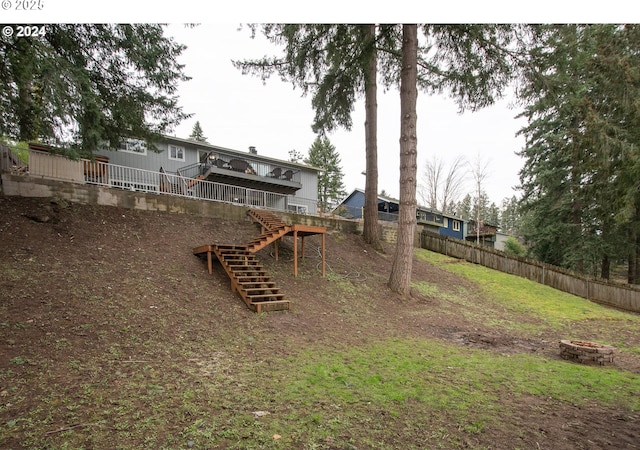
[
  {"xmin": 164, "ymin": 23, "xmax": 527, "ymax": 205},
  {"xmin": 8, "ymin": 3, "xmax": 631, "ymax": 204}
]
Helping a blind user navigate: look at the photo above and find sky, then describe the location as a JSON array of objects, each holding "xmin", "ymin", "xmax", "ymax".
[
  {"xmin": 164, "ymin": 23, "xmax": 527, "ymax": 204},
  {"xmin": 6, "ymin": 2, "xmax": 631, "ymax": 204}
]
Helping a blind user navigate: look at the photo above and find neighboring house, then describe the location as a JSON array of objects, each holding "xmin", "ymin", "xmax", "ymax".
[
  {"xmin": 494, "ymin": 231, "xmax": 511, "ymax": 252},
  {"xmin": 93, "ymin": 136, "xmax": 320, "ymax": 214},
  {"xmin": 334, "ymin": 188, "xmax": 466, "ymax": 240},
  {"xmin": 465, "ymin": 220, "xmax": 499, "ymax": 248}
]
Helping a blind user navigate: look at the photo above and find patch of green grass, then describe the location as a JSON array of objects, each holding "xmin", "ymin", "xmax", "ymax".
[
  {"xmin": 287, "ymin": 338, "xmax": 640, "ymax": 412},
  {"xmin": 415, "ymin": 249, "xmax": 640, "ymax": 327}
]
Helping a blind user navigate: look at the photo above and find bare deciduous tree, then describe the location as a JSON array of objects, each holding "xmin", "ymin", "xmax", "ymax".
[
  {"xmin": 419, "ymin": 154, "xmax": 467, "ymax": 214},
  {"xmin": 469, "ymin": 153, "xmax": 491, "ymax": 244}
]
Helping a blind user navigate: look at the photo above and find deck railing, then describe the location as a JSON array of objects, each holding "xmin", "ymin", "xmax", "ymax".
[
  {"xmin": 0, "ymin": 143, "xmax": 27, "ymax": 173},
  {"xmin": 8, "ymin": 148, "xmax": 317, "ymax": 214}
]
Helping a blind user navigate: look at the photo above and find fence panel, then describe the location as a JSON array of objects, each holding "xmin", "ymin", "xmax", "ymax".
[{"xmin": 30, "ymin": 151, "xmax": 83, "ymax": 182}]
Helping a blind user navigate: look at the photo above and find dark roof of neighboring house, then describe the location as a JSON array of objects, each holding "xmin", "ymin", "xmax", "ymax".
[{"xmin": 338, "ymin": 188, "xmax": 465, "ymax": 221}]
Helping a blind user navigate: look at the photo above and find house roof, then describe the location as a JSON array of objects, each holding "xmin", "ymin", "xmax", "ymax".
[
  {"xmin": 339, "ymin": 188, "xmax": 465, "ymax": 221},
  {"xmin": 162, "ymin": 135, "xmax": 323, "ymax": 173}
]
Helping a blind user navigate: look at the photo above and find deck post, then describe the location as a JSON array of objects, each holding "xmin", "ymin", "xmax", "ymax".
[
  {"xmin": 207, "ymin": 250, "xmax": 213, "ymax": 274},
  {"xmin": 322, "ymin": 232, "xmax": 326, "ymax": 277},
  {"xmin": 293, "ymin": 230, "xmax": 298, "ymax": 277}
]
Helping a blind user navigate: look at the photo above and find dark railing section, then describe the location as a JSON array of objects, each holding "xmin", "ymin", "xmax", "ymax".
[{"xmin": 198, "ymin": 151, "xmax": 301, "ymax": 183}]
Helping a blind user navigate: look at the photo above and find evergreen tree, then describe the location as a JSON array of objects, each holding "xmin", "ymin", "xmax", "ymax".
[
  {"xmin": 304, "ymin": 136, "xmax": 347, "ymax": 213},
  {"xmin": 0, "ymin": 24, "xmax": 190, "ymax": 154},
  {"xmin": 487, "ymin": 202, "xmax": 500, "ymax": 227},
  {"xmin": 234, "ymin": 24, "xmax": 392, "ymax": 250},
  {"xmin": 288, "ymin": 149, "xmax": 304, "ymax": 163},
  {"xmin": 499, "ymin": 195, "xmax": 522, "ymax": 235},
  {"xmin": 189, "ymin": 121, "xmax": 207, "ymax": 142},
  {"xmin": 516, "ymin": 24, "xmax": 640, "ymax": 280}
]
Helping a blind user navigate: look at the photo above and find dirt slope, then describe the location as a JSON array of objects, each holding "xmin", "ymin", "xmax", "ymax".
[{"xmin": 1, "ymin": 195, "xmax": 639, "ymax": 449}]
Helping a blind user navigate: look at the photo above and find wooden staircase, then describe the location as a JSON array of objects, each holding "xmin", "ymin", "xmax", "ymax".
[
  {"xmin": 193, "ymin": 209, "xmax": 293, "ymax": 313},
  {"xmin": 245, "ymin": 209, "xmax": 291, "ymax": 253}
]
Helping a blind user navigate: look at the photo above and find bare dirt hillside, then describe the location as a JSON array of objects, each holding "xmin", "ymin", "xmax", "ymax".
[{"xmin": 1, "ymin": 195, "xmax": 639, "ymax": 449}]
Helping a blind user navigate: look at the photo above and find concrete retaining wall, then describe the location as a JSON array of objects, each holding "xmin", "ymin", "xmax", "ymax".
[{"xmin": 1, "ymin": 173, "xmax": 362, "ymax": 235}]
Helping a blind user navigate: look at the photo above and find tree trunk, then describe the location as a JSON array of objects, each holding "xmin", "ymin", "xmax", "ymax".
[
  {"xmin": 362, "ymin": 24, "xmax": 381, "ymax": 250},
  {"xmin": 636, "ymin": 235, "xmax": 640, "ymax": 284},
  {"xmin": 631, "ymin": 231, "xmax": 640, "ymax": 285},
  {"xmin": 629, "ymin": 247, "xmax": 637, "ymax": 285},
  {"xmin": 388, "ymin": 24, "xmax": 418, "ymax": 295},
  {"xmin": 600, "ymin": 254, "xmax": 610, "ymax": 280},
  {"xmin": 626, "ymin": 214, "xmax": 639, "ymax": 283}
]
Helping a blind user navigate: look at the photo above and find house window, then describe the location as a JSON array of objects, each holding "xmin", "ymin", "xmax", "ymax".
[
  {"xmin": 169, "ymin": 144, "xmax": 185, "ymax": 161},
  {"xmin": 452, "ymin": 220, "xmax": 461, "ymax": 232},
  {"xmin": 119, "ymin": 138, "xmax": 147, "ymax": 155},
  {"xmin": 287, "ymin": 204, "xmax": 308, "ymax": 215}
]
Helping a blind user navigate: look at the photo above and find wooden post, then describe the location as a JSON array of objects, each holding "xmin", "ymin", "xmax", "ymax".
[
  {"xmin": 274, "ymin": 239, "xmax": 279, "ymax": 261},
  {"xmin": 293, "ymin": 230, "xmax": 298, "ymax": 277},
  {"xmin": 322, "ymin": 232, "xmax": 326, "ymax": 277},
  {"xmin": 207, "ymin": 250, "xmax": 213, "ymax": 274}
]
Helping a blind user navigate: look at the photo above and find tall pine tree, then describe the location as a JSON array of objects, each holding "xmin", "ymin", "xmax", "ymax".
[
  {"xmin": 517, "ymin": 24, "xmax": 640, "ymax": 280},
  {"xmin": 304, "ymin": 136, "xmax": 346, "ymax": 213},
  {"xmin": 188, "ymin": 121, "xmax": 208, "ymax": 142}
]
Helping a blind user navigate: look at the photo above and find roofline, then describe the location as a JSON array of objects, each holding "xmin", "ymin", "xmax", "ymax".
[
  {"xmin": 344, "ymin": 188, "xmax": 465, "ymax": 221},
  {"xmin": 162, "ymin": 135, "xmax": 323, "ymax": 172}
]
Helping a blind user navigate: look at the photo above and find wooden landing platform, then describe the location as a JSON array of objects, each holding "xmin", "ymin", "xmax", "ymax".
[{"xmin": 286, "ymin": 224, "xmax": 326, "ymax": 278}]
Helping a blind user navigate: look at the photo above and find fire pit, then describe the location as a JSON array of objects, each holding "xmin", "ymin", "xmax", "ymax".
[{"xmin": 559, "ymin": 340, "xmax": 617, "ymax": 366}]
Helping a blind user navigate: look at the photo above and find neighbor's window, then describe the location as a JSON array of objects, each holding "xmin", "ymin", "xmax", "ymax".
[
  {"xmin": 452, "ymin": 220, "xmax": 461, "ymax": 231},
  {"xmin": 169, "ymin": 144, "xmax": 185, "ymax": 161},
  {"xmin": 119, "ymin": 138, "xmax": 147, "ymax": 155}
]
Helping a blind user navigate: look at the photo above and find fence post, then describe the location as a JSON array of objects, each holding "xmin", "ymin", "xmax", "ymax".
[{"xmin": 586, "ymin": 279, "xmax": 589, "ymax": 300}]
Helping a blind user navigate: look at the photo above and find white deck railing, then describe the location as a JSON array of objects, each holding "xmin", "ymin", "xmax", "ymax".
[{"xmin": 5, "ymin": 148, "xmax": 318, "ymax": 214}]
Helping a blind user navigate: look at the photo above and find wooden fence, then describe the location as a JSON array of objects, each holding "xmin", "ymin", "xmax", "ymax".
[{"xmin": 420, "ymin": 231, "xmax": 640, "ymax": 313}]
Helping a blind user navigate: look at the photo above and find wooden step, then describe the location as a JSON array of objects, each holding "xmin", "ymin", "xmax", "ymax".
[
  {"xmin": 247, "ymin": 293, "xmax": 286, "ymax": 301},
  {"xmin": 216, "ymin": 245, "xmax": 248, "ymax": 251},
  {"xmin": 226, "ymin": 261, "xmax": 262, "ymax": 268},
  {"xmin": 235, "ymin": 274, "xmax": 270, "ymax": 281},
  {"xmin": 240, "ymin": 282, "xmax": 277, "ymax": 288},
  {"xmin": 243, "ymin": 287, "xmax": 281, "ymax": 294},
  {"xmin": 230, "ymin": 268, "xmax": 266, "ymax": 275},
  {"xmin": 251, "ymin": 300, "xmax": 290, "ymax": 314}
]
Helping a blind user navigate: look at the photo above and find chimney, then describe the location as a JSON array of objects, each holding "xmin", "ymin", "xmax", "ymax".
[{"xmin": 248, "ymin": 146, "xmax": 257, "ymax": 154}]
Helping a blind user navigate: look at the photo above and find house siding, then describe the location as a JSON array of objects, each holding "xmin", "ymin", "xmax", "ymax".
[
  {"xmin": 338, "ymin": 190, "xmax": 366, "ymax": 218},
  {"xmin": 96, "ymin": 141, "xmax": 203, "ymax": 173},
  {"xmin": 439, "ymin": 220, "xmax": 464, "ymax": 240}
]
